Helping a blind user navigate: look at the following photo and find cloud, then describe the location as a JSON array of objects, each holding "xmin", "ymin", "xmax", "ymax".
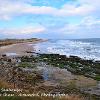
[
  {"xmin": 54, "ymin": 16, "xmax": 100, "ymax": 38},
  {"xmin": 0, "ymin": 0, "xmax": 100, "ymax": 39},
  {"xmin": 0, "ymin": 25, "xmax": 46, "ymax": 35},
  {"xmin": 0, "ymin": 16, "xmax": 99, "ymax": 38},
  {"xmin": 0, "ymin": 0, "xmax": 99, "ymax": 20}
]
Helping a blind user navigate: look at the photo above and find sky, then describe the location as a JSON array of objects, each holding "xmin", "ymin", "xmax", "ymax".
[{"xmin": 0, "ymin": 0, "xmax": 100, "ymax": 39}]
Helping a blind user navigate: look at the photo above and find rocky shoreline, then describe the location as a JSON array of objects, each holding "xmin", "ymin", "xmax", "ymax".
[
  {"xmin": 0, "ymin": 39, "xmax": 100, "ymax": 99},
  {"xmin": 0, "ymin": 52, "xmax": 100, "ymax": 100}
]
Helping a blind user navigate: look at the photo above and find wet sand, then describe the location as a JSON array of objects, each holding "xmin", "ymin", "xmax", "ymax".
[{"xmin": 0, "ymin": 43, "xmax": 34, "ymax": 56}]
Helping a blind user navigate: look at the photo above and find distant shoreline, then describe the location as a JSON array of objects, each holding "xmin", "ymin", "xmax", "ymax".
[
  {"xmin": 0, "ymin": 38, "xmax": 47, "ymax": 47},
  {"xmin": 0, "ymin": 38, "xmax": 47, "ymax": 55}
]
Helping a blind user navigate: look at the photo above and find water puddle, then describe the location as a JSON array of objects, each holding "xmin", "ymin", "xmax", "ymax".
[
  {"xmin": 5, "ymin": 53, "xmax": 19, "ymax": 56},
  {"xmin": 37, "ymin": 65, "xmax": 74, "ymax": 82}
]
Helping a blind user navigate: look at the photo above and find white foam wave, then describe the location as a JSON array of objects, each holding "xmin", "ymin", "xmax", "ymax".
[{"xmin": 34, "ymin": 40, "xmax": 100, "ymax": 61}]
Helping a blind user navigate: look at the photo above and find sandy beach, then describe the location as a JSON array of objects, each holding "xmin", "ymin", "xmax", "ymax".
[
  {"xmin": 0, "ymin": 43, "xmax": 35, "ymax": 56},
  {"xmin": 0, "ymin": 38, "xmax": 47, "ymax": 56}
]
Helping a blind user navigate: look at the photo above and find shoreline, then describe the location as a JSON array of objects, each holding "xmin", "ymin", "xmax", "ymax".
[
  {"xmin": 0, "ymin": 38, "xmax": 100, "ymax": 62},
  {"xmin": 0, "ymin": 52, "xmax": 100, "ymax": 99},
  {"xmin": 0, "ymin": 39, "xmax": 47, "ymax": 56},
  {"xmin": 0, "ymin": 43, "xmax": 34, "ymax": 55},
  {"xmin": 0, "ymin": 42, "xmax": 100, "ymax": 62},
  {"xmin": 0, "ymin": 42, "xmax": 100, "ymax": 99}
]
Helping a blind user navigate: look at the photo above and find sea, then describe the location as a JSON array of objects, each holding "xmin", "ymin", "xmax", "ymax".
[{"xmin": 34, "ymin": 38, "xmax": 100, "ymax": 61}]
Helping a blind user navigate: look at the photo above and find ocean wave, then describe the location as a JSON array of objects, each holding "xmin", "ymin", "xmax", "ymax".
[{"xmin": 34, "ymin": 39, "xmax": 100, "ymax": 61}]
